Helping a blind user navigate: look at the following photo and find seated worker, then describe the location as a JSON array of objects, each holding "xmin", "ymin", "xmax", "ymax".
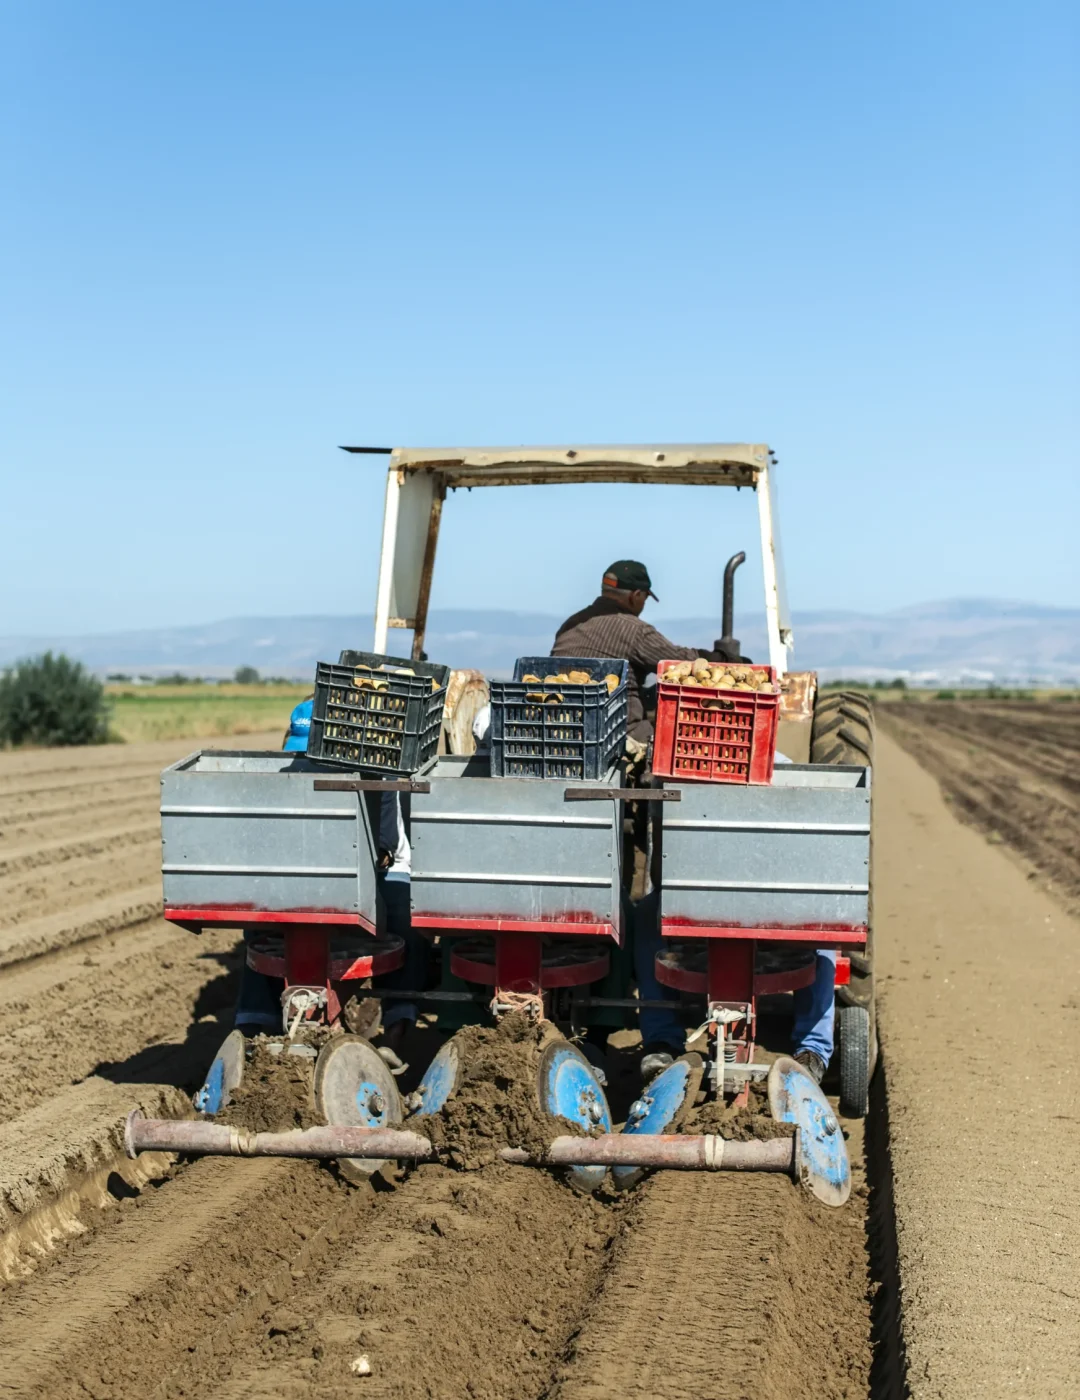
[{"xmin": 552, "ymin": 560, "xmax": 743, "ymax": 751}]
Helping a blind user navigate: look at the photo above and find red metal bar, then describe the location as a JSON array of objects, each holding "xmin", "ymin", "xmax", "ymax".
[
  {"xmin": 165, "ymin": 907, "xmax": 376, "ymax": 933},
  {"xmin": 661, "ymin": 921, "xmax": 866, "ymax": 947},
  {"xmin": 450, "ymin": 945, "xmax": 610, "ymax": 989},
  {"xmin": 411, "ymin": 915, "xmax": 617, "ymax": 940},
  {"xmin": 284, "ymin": 926, "xmax": 331, "ymax": 986},
  {"xmin": 494, "ymin": 933, "xmax": 544, "ymax": 997}
]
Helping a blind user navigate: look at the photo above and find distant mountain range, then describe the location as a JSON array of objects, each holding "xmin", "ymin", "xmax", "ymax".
[{"xmin": 1, "ymin": 600, "xmax": 1077, "ymax": 684}]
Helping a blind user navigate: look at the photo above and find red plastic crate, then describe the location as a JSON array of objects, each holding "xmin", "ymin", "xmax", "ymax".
[{"xmin": 652, "ymin": 661, "xmax": 780, "ymax": 784}]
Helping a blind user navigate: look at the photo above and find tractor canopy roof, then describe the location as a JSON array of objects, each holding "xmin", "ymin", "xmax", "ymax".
[{"xmin": 343, "ymin": 443, "xmax": 772, "ymax": 489}]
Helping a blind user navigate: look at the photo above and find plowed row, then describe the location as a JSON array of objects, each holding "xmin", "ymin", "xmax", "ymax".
[
  {"xmin": 877, "ymin": 700, "xmax": 1080, "ymax": 907},
  {"xmin": 0, "ymin": 737, "xmax": 876, "ymax": 1400}
]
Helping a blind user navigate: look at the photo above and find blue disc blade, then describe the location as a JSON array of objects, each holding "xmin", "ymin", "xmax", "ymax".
[
  {"xmin": 613, "ymin": 1056, "xmax": 701, "ymax": 1190},
  {"xmin": 193, "ymin": 1029, "xmax": 245, "ymax": 1116},
  {"xmin": 413, "ymin": 1036, "xmax": 462, "ymax": 1117},
  {"xmin": 537, "ymin": 1042, "xmax": 612, "ymax": 1192},
  {"xmin": 767, "ymin": 1055, "xmax": 851, "ymax": 1207}
]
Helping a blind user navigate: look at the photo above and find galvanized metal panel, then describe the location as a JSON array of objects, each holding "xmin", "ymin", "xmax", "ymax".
[
  {"xmin": 160, "ymin": 751, "xmax": 380, "ymax": 922},
  {"xmin": 660, "ymin": 765, "xmax": 870, "ymax": 932},
  {"xmin": 409, "ymin": 756, "xmax": 622, "ymax": 936}
]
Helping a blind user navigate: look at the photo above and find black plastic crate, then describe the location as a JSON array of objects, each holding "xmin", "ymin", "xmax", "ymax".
[
  {"xmin": 307, "ymin": 649, "xmax": 451, "ymax": 775},
  {"xmin": 489, "ymin": 656, "xmax": 629, "ymax": 780}
]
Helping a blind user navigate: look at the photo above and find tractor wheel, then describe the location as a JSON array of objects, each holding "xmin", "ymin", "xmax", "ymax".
[
  {"xmin": 837, "ymin": 1004, "xmax": 871, "ymax": 1117},
  {"xmin": 810, "ymin": 690, "xmax": 874, "ymax": 767},
  {"xmin": 811, "ymin": 689, "xmax": 875, "ymax": 1023}
]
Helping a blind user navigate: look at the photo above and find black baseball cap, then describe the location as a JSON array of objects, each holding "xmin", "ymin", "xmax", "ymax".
[{"xmin": 602, "ymin": 560, "xmax": 658, "ymax": 600}]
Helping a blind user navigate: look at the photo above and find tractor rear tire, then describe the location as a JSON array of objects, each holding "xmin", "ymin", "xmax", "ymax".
[
  {"xmin": 811, "ymin": 689, "xmax": 876, "ymax": 1090},
  {"xmin": 810, "ymin": 690, "xmax": 873, "ymax": 767},
  {"xmin": 837, "ymin": 1004, "xmax": 871, "ymax": 1117}
]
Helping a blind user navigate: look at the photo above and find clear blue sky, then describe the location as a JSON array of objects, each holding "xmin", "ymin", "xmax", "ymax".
[{"xmin": 2, "ymin": 1, "xmax": 1076, "ymax": 636}]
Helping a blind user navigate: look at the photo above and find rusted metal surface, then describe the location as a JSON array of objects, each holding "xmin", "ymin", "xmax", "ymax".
[
  {"xmin": 500, "ymin": 1133, "xmax": 796, "ymax": 1172},
  {"xmin": 385, "ymin": 444, "xmax": 769, "ymax": 490},
  {"xmin": 779, "ymin": 670, "xmax": 817, "ymax": 720},
  {"xmin": 412, "ymin": 478, "xmax": 446, "ymax": 660},
  {"xmin": 125, "ymin": 1112, "xmax": 796, "ymax": 1174},
  {"xmin": 125, "ymin": 1113, "xmax": 435, "ymax": 1161}
]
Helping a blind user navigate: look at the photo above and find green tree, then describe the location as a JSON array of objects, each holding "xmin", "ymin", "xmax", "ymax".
[
  {"xmin": 234, "ymin": 665, "xmax": 261, "ymax": 685},
  {"xmin": 0, "ymin": 653, "xmax": 111, "ymax": 747}
]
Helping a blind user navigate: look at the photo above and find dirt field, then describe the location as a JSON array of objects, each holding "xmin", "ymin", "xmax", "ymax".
[
  {"xmin": 878, "ymin": 699, "xmax": 1080, "ymax": 908},
  {"xmin": 0, "ymin": 736, "xmax": 876, "ymax": 1400},
  {"xmin": 1, "ymin": 718, "xmax": 1076, "ymax": 1398}
]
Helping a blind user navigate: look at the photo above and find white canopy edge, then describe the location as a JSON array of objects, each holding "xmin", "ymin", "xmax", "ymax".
[{"xmin": 387, "ymin": 443, "xmax": 768, "ymax": 488}]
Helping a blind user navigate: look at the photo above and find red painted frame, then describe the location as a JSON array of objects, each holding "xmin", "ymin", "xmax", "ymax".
[{"xmin": 411, "ymin": 914, "xmax": 618, "ymax": 940}]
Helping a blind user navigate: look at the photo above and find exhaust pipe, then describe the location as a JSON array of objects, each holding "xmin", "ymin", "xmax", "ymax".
[{"xmin": 718, "ymin": 551, "xmax": 746, "ymax": 658}]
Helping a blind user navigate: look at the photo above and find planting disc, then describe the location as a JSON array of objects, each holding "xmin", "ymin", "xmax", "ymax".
[
  {"xmin": 537, "ymin": 1041, "xmax": 613, "ymax": 1193},
  {"xmin": 767, "ymin": 1055, "xmax": 851, "ymax": 1207},
  {"xmin": 412, "ymin": 1035, "xmax": 463, "ymax": 1117},
  {"xmin": 612, "ymin": 1054, "xmax": 703, "ymax": 1191},
  {"xmin": 193, "ymin": 1029, "xmax": 246, "ymax": 1116},
  {"xmin": 315, "ymin": 1035, "xmax": 403, "ymax": 1183}
]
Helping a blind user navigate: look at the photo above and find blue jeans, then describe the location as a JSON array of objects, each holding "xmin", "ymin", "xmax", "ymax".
[
  {"xmin": 791, "ymin": 949, "xmax": 837, "ymax": 1065},
  {"xmin": 375, "ymin": 872, "xmax": 428, "ymax": 1030},
  {"xmin": 632, "ymin": 892, "xmax": 685, "ymax": 1051},
  {"xmin": 234, "ymin": 930, "xmax": 284, "ymax": 1031}
]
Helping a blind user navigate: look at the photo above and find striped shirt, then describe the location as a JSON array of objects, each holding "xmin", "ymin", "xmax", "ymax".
[{"xmin": 552, "ymin": 596, "xmax": 715, "ymax": 740}]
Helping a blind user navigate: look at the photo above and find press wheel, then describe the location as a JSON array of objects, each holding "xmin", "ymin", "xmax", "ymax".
[{"xmin": 314, "ymin": 1035, "xmax": 403, "ymax": 1183}]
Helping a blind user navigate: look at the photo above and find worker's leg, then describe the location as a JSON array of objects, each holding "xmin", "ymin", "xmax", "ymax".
[
  {"xmin": 233, "ymin": 930, "xmax": 284, "ymax": 1033},
  {"xmin": 791, "ymin": 948, "xmax": 837, "ymax": 1065},
  {"xmin": 632, "ymin": 891, "xmax": 684, "ymax": 1054},
  {"xmin": 375, "ymin": 872, "xmax": 427, "ymax": 1038}
]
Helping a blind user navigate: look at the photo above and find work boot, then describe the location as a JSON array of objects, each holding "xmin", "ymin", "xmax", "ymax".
[
  {"xmin": 639, "ymin": 1043, "xmax": 678, "ymax": 1083},
  {"xmin": 794, "ymin": 1049, "xmax": 826, "ymax": 1085}
]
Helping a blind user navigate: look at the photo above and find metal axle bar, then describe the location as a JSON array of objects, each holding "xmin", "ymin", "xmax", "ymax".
[{"xmin": 124, "ymin": 1112, "xmax": 796, "ymax": 1174}]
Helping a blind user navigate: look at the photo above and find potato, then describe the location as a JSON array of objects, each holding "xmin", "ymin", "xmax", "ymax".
[
  {"xmin": 522, "ymin": 673, "xmax": 541, "ymax": 683},
  {"xmin": 605, "ymin": 673, "xmax": 620, "ymax": 693},
  {"xmin": 667, "ymin": 661, "xmax": 693, "ymax": 681},
  {"xmin": 691, "ymin": 657, "xmax": 710, "ymax": 678},
  {"xmin": 567, "ymin": 670, "xmax": 592, "ymax": 684}
]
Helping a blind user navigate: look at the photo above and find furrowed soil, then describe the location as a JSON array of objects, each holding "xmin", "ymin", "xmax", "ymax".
[
  {"xmin": 878, "ymin": 699, "xmax": 1080, "ymax": 909},
  {"xmin": 5, "ymin": 718, "xmax": 1076, "ymax": 1397}
]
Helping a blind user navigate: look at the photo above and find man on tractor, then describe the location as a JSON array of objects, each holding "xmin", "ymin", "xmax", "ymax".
[{"xmin": 553, "ymin": 561, "xmax": 836, "ymax": 1088}]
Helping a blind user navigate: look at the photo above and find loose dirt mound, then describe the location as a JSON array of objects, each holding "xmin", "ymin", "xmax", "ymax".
[
  {"xmin": 680, "ymin": 1077, "xmax": 795, "ymax": 1142},
  {"xmin": 416, "ymin": 1015, "xmax": 583, "ymax": 1168},
  {"xmin": 221, "ymin": 1038, "xmax": 322, "ymax": 1132}
]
